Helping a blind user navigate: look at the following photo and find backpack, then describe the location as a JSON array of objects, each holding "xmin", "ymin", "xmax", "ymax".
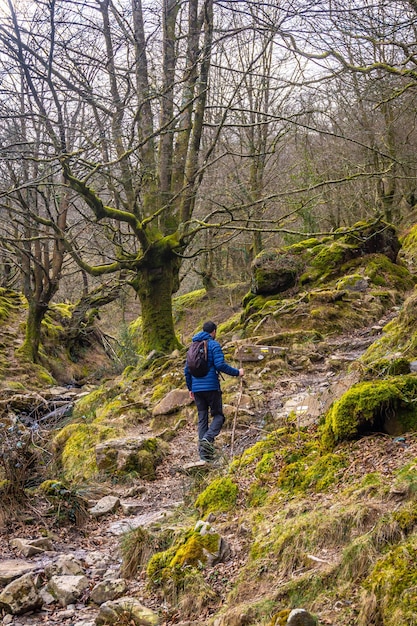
[{"xmin": 186, "ymin": 340, "xmax": 209, "ymax": 377}]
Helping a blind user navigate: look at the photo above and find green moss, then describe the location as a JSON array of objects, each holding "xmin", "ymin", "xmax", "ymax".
[
  {"xmin": 360, "ymin": 536, "xmax": 417, "ymax": 626},
  {"xmin": 254, "ymin": 452, "xmax": 275, "ymax": 478},
  {"xmin": 151, "ymin": 382, "xmax": 173, "ymax": 403},
  {"xmin": 217, "ymin": 312, "xmax": 243, "ymax": 335},
  {"xmin": 361, "ymin": 356, "xmax": 411, "ymax": 379},
  {"xmin": 0, "ymin": 289, "xmax": 23, "ymax": 321},
  {"xmin": 146, "ymin": 526, "xmax": 220, "ymax": 592},
  {"xmin": 283, "ymin": 237, "xmax": 324, "ymax": 253},
  {"xmin": 0, "ymin": 479, "xmax": 11, "ymax": 493},
  {"xmin": 361, "ymin": 254, "xmax": 414, "ymax": 290},
  {"xmin": 400, "ymin": 223, "xmax": 417, "ymax": 272},
  {"xmin": 72, "ymin": 385, "xmax": 122, "ymax": 421},
  {"xmin": 230, "ymin": 432, "xmax": 283, "ymax": 472},
  {"xmin": 146, "ymin": 546, "xmax": 178, "ymax": 586},
  {"xmin": 247, "ymin": 483, "xmax": 269, "ymax": 507},
  {"xmin": 170, "ymin": 531, "xmax": 220, "ymax": 568},
  {"xmin": 361, "ymin": 289, "xmax": 417, "ymax": 366},
  {"xmin": 278, "ymin": 452, "xmax": 346, "ymax": 494},
  {"xmin": 194, "ymin": 476, "xmax": 238, "ymax": 516},
  {"xmin": 311, "ymin": 241, "xmax": 355, "ymax": 273},
  {"xmin": 53, "ymin": 422, "xmax": 116, "ymax": 483},
  {"xmin": 38, "ymin": 479, "xmax": 68, "ymax": 496},
  {"xmin": 322, "ymin": 375, "xmax": 417, "ymax": 446},
  {"xmin": 173, "ymin": 289, "xmax": 206, "ymax": 318},
  {"xmin": 394, "ymin": 461, "xmax": 417, "ymax": 495},
  {"xmin": 391, "ymin": 503, "xmax": 417, "ymax": 533}
]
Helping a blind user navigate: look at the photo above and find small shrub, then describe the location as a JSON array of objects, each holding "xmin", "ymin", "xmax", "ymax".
[
  {"xmin": 38, "ymin": 480, "xmax": 89, "ymax": 526},
  {"xmin": 0, "ymin": 422, "xmax": 41, "ymax": 510}
]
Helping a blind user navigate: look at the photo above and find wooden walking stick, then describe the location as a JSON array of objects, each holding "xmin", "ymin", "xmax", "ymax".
[{"xmin": 230, "ymin": 356, "xmax": 243, "ymax": 458}]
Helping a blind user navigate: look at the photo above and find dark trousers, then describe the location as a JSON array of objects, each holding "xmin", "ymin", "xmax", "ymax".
[{"xmin": 193, "ymin": 390, "xmax": 225, "ymax": 442}]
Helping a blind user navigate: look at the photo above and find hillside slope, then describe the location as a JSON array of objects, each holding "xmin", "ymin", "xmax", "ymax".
[{"xmin": 2, "ymin": 221, "xmax": 417, "ymax": 626}]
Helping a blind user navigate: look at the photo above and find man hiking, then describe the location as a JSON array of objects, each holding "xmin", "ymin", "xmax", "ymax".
[{"xmin": 184, "ymin": 321, "xmax": 244, "ymax": 461}]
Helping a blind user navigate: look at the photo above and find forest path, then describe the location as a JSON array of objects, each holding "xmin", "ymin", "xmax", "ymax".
[{"xmin": 1, "ymin": 306, "xmax": 401, "ymax": 626}]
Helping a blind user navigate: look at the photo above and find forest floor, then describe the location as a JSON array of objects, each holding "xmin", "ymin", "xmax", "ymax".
[{"xmin": 1, "ymin": 303, "xmax": 412, "ymax": 626}]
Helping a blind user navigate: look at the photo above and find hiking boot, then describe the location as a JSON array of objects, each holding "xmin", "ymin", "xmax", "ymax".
[{"xmin": 199, "ymin": 438, "xmax": 215, "ymax": 460}]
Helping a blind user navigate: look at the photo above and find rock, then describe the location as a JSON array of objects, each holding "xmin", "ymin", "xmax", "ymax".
[
  {"xmin": 286, "ymin": 608, "xmax": 316, "ymax": 625},
  {"xmin": 0, "ymin": 561, "xmax": 36, "ymax": 586},
  {"xmin": 194, "ymin": 520, "xmax": 231, "ymax": 567},
  {"xmin": 181, "ymin": 460, "xmax": 212, "ymax": 474},
  {"xmin": 95, "ymin": 437, "xmax": 168, "ymax": 479},
  {"xmin": 152, "ymin": 389, "xmax": 192, "ymax": 416},
  {"xmin": 251, "ymin": 250, "xmax": 303, "ymax": 295},
  {"xmin": 84, "ymin": 551, "xmax": 113, "ymax": 573},
  {"xmin": 47, "ymin": 554, "xmax": 85, "ymax": 577},
  {"xmin": 90, "ymin": 578, "xmax": 127, "ymax": 605},
  {"xmin": 39, "ymin": 587, "xmax": 56, "ymax": 605},
  {"xmin": 120, "ymin": 500, "xmax": 144, "ymax": 515},
  {"xmin": 89, "ymin": 496, "xmax": 120, "ymax": 518},
  {"xmin": 123, "ymin": 485, "xmax": 146, "ymax": 498},
  {"xmin": 0, "ymin": 573, "xmax": 43, "ymax": 615},
  {"xmin": 46, "ymin": 575, "xmax": 89, "ymax": 607},
  {"xmin": 107, "ymin": 510, "xmax": 167, "ymax": 535},
  {"xmin": 95, "ymin": 596, "xmax": 159, "ymax": 625},
  {"xmin": 57, "ymin": 607, "xmax": 76, "ymax": 619},
  {"xmin": 10, "ymin": 537, "xmax": 54, "ymax": 557}
]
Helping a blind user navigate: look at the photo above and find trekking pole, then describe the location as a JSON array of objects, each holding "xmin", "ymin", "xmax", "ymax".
[{"xmin": 230, "ymin": 355, "xmax": 243, "ymax": 459}]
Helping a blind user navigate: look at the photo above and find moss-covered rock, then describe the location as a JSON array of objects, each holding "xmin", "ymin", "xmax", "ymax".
[
  {"xmin": 251, "ymin": 250, "xmax": 304, "ymax": 295},
  {"xmin": 322, "ymin": 375, "xmax": 417, "ymax": 447},
  {"xmin": 52, "ymin": 422, "xmax": 116, "ymax": 482},
  {"xmin": 248, "ymin": 220, "xmax": 402, "ymax": 302},
  {"xmin": 398, "ymin": 222, "xmax": 417, "ymax": 273},
  {"xmin": 194, "ymin": 476, "xmax": 238, "ymax": 516},
  {"xmin": 95, "ymin": 436, "xmax": 168, "ymax": 480}
]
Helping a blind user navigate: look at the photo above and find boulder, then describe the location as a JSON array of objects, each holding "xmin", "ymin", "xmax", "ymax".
[
  {"xmin": 46, "ymin": 554, "xmax": 85, "ymax": 577},
  {"xmin": 89, "ymin": 496, "xmax": 120, "ymax": 518},
  {"xmin": 152, "ymin": 389, "xmax": 192, "ymax": 416},
  {"xmin": 251, "ymin": 251, "xmax": 303, "ymax": 295},
  {"xmin": 0, "ymin": 560, "xmax": 36, "ymax": 586},
  {"xmin": 95, "ymin": 437, "xmax": 168, "ymax": 480},
  {"xmin": 10, "ymin": 537, "xmax": 54, "ymax": 558},
  {"xmin": 90, "ymin": 578, "xmax": 127, "ymax": 605},
  {"xmin": 287, "ymin": 608, "xmax": 316, "ymax": 625},
  {"xmin": 95, "ymin": 596, "xmax": 159, "ymax": 625},
  {"xmin": 46, "ymin": 574, "xmax": 89, "ymax": 607},
  {"xmin": 0, "ymin": 573, "xmax": 42, "ymax": 615}
]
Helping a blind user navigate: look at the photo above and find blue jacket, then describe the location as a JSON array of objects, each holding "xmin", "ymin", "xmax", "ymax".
[{"xmin": 184, "ymin": 331, "xmax": 240, "ymax": 392}]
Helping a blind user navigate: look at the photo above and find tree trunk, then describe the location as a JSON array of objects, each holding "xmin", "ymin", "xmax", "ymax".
[
  {"xmin": 65, "ymin": 283, "xmax": 123, "ymax": 358},
  {"xmin": 133, "ymin": 241, "xmax": 182, "ymax": 355},
  {"xmin": 20, "ymin": 301, "xmax": 47, "ymax": 363}
]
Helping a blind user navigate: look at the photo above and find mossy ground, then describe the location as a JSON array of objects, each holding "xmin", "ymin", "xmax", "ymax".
[{"xmin": 4, "ymin": 223, "xmax": 417, "ymax": 624}]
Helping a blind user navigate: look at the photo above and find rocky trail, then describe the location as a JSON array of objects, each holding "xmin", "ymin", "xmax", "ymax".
[{"xmin": 0, "ymin": 306, "xmax": 406, "ymax": 626}]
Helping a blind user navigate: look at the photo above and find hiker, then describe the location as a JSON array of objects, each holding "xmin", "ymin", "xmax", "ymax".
[{"xmin": 184, "ymin": 321, "xmax": 244, "ymax": 461}]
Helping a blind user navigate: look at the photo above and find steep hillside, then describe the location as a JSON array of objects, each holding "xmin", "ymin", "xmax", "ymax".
[{"xmin": 2, "ymin": 221, "xmax": 417, "ymax": 626}]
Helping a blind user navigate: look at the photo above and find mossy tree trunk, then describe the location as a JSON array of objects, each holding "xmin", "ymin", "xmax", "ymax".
[
  {"xmin": 20, "ymin": 300, "xmax": 48, "ymax": 363},
  {"xmin": 133, "ymin": 243, "xmax": 182, "ymax": 354}
]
